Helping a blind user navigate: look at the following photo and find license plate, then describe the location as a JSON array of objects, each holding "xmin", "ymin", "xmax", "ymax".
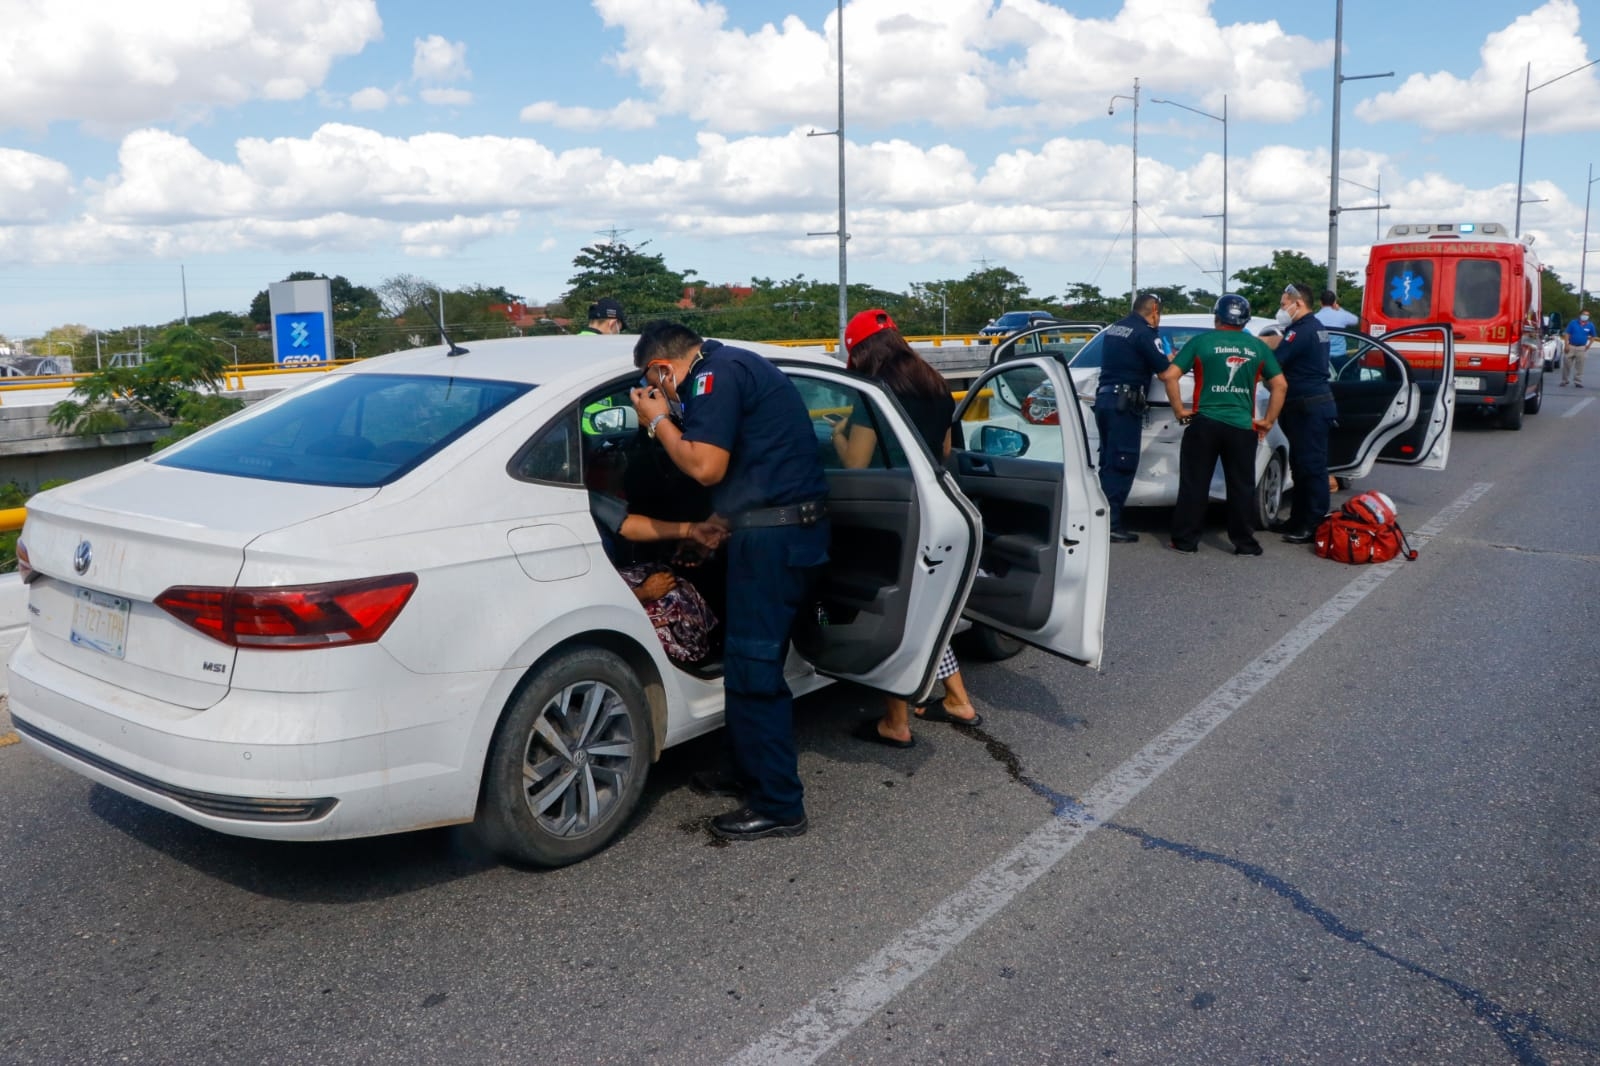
[
  {"xmin": 1455, "ymin": 376, "xmax": 1482, "ymax": 391},
  {"xmin": 70, "ymin": 587, "xmax": 131, "ymax": 659}
]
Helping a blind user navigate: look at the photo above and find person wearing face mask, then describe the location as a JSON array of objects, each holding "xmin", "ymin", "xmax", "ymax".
[
  {"xmin": 1092, "ymin": 293, "xmax": 1168, "ymax": 542},
  {"xmin": 1561, "ymin": 310, "xmax": 1595, "ymax": 388},
  {"xmin": 1269, "ymin": 282, "xmax": 1338, "ymax": 544},
  {"xmin": 630, "ymin": 320, "xmax": 830, "ymax": 842}
]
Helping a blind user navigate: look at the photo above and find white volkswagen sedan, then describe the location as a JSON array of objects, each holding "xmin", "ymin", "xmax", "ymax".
[
  {"xmin": 8, "ymin": 336, "xmax": 1109, "ymax": 866},
  {"xmin": 990, "ymin": 316, "xmax": 1459, "ymax": 527}
]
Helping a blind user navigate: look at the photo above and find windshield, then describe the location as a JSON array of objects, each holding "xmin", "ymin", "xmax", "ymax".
[
  {"xmin": 1070, "ymin": 325, "xmax": 1215, "ymax": 368},
  {"xmin": 157, "ymin": 373, "xmax": 533, "ymax": 487}
]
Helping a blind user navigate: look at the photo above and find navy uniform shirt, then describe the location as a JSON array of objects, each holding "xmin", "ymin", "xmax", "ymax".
[
  {"xmin": 1274, "ymin": 312, "xmax": 1332, "ymax": 397},
  {"xmin": 1097, "ymin": 312, "xmax": 1168, "ymax": 389},
  {"xmin": 679, "ymin": 340, "xmax": 829, "ymax": 516}
]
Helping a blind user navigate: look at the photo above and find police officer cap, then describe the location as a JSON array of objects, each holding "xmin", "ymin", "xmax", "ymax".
[
  {"xmin": 1213, "ymin": 293, "xmax": 1251, "ymax": 328},
  {"xmin": 588, "ymin": 297, "xmax": 627, "ymax": 328}
]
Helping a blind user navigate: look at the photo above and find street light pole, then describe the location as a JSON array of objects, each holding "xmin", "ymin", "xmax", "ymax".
[
  {"xmin": 1515, "ymin": 58, "xmax": 1599, "ymax": 237},
  {"xmin": 1338, "ymin": 175, "xmax": 1390, "ymax": 244},
  {"xmin": 807, "ymin": 0, "xmax": 849, "ymax": 352},
  {"xmin": 208, "ymin": 337, "xmax": 239, "ymax": 365},
  {"xmin": 1151, "ymin": 93, "xmax": 1227, "ymax": 291},
  {"xmin": 1326, "ymin": 0, "xmax": 1393, "ymax": 294},
  {"xmin": 1581, "ymin": 163, "xmax": 1600, "ymax": 311},
  {"xmin": 1109, "ymin": 77, "xmax": 1140, "ymax": 309}
]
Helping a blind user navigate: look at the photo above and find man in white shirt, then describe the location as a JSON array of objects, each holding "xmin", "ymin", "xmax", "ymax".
[{"xmin": 1315, "ymin": 289, "xmax": 1359, "ymax": 367}]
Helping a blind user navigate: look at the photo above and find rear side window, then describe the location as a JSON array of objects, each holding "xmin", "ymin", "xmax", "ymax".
[
  {"xmin": 1454, "ymin": 259, "xmax": 1502, "ymax": 320},
  {"xmin": 157, "ymin": 373, "xmax": 532, "ymax": 486},
  {"xmin": 1381, "ymin": 259, "xmax": 1435, "ymax": 320}
]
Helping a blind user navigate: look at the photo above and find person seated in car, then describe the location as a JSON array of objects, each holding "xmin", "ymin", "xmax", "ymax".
[{"xmin": 589, "ymin": 383, "xmax": 728, "ymax": 666}]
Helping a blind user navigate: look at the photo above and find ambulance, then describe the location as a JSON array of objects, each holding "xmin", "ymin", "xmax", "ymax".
[{"xmin": 1361, "ymin": 221, "xmax": 1547, "ymax": 429}]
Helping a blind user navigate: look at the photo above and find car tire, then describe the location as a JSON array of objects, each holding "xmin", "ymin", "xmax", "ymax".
[
  {"xmin": 1253, "ymin": 452, "xmax": 1286, "ymax": 530},
  {"xmin": 479, "ymin": 647, "xmax": 652, "ymax": 868},
  {"xmin": 1498, "ymin": 391, "xmax": 1525, "ymax": 430},
  {"xmin": 954, "ymin": 624, "xmax": 1024, "ymax": 662},
  {"xmin": 1525, "ymin": 386, "xmax": 1542, "ymax": 415}
]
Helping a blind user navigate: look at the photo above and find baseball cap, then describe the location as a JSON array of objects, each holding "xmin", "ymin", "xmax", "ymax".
[
  {"xmin": 588, "ymin": 297, "xmax": 627, "ymax": 328},
  {"xmin": 845, "ymin": 308, "xmax": 898, "ymax": 352}
]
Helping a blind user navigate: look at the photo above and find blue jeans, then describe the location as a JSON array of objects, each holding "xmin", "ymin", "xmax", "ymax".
[
  {"xmin": 721, "ymin": 522, "xmax": 828, "ymax": 820},
  {"xmin": 1280, "ymin": 396, "xmax": 1337, "ymax": 532}
]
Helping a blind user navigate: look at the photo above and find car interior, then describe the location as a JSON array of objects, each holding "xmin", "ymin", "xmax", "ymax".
[
  {"xmin": 1327, "ymin": 334, "xmax": 1443, "ymax": 469},
  {"xmin": 948, "ymin": 365, "xmax": 1066, "ymax": 631}
]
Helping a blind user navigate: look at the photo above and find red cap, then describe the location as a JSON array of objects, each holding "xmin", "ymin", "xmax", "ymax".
[{"xmin": 845, "ymin": 308, "xmax": 897, "ymax": 353}]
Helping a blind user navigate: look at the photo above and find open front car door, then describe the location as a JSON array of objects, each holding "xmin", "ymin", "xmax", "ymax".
[
  {"xmin": 951, "ymin": 357, "xmax": 1110, "ymax": 667},
  {"xmin": 1327, "ymin": 325, "xmax": 1456, "ymax": 478},
  {"xmin": 778, "ymin": 364, "xmax": 982, "ymax": 704}
]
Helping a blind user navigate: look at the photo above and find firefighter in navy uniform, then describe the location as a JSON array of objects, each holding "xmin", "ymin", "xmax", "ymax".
[
  {"xmin": 1268, "ymin": 283, "xmax": 1337, "ymax": 544},
  {"xmin": 629, "ymin": 321, "xmax": 830, "ymax": 842},
  {"xmin": 1093, "ymin": 293, "xmax": 1168, "ymax": 542}
]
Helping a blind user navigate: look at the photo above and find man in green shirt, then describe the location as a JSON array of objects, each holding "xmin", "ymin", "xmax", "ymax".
[{"xmin": 1158, "ymin": 294, "xmax": 1287, "ymax": 556}]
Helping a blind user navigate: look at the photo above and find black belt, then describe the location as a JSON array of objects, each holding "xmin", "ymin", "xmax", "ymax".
[
  {"xmin": 726, "ymin": 500, "xmax": 828, "ymax": 531},
  {"xmin": 1284, "ymin": 392, "xmax": 1335, "ymax": 410}
]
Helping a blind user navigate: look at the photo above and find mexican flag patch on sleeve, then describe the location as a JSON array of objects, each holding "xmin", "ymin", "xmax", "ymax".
[{"xmin": 693, "ymin": 371, "xmax": 714, "ymax": 397}]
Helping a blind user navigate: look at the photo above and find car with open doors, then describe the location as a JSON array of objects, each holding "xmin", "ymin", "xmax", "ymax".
[
  {"xmin": 985, "ymin": 319, "xmax": 1457, "ymax": 530},
  {"xmin": 7, "ymin": 335, "xmax": 1108, "ymax": 867}
]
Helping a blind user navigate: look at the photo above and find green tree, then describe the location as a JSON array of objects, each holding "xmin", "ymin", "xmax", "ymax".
[
  {"xmin": 563, "ymin": 240, "xmax": 697, "ymax": 327},
  {"xmin": 1234, "ymin": 250, "xmax": 1362, "ymax": 319},
  {"xmin": 1058, "ymin": 282, "xmax": 1116, "ymax": 321},
  {"xmin": 48, "ymin": 325, "xmax": 242, "ymax": 444},
  {"xmin": 1541, "ymin": 268, "xmax": 1580, "ymax": 321}
]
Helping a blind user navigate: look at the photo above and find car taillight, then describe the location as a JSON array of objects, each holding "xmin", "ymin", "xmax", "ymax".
[
  {"xmin": 16, "ymin": 541, "xmax": 38, "ymax": 584},
  {"xmin": 155, "ymin": 574, "xmax": 418, "ymax": 649}
]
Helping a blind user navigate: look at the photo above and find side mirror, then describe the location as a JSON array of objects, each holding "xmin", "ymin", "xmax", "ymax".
[
  {"xmin": 980, "ymin": 425, "xmax": 1028, "ymax": 457},
  {"xmin": 591, "ymin": 407, "xmax": 629, "ymax": 433}
]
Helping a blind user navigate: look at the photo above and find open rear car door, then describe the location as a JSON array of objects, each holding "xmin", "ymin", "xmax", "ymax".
[
  {"xmin": 778, "ymin": 364, "xmax": 982, "ymax": 704},
  {"xmin": 1327, "ymin": 324, "xmax": 1456, "ymax": 478}
]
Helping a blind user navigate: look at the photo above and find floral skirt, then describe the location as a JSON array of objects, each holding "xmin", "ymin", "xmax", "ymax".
[{"xmin": 619, "ymin": 564, "xmax": 718, "ymax": 664}]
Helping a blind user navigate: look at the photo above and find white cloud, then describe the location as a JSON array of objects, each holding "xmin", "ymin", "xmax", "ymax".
[
  {"xmin": 0, "ymin": 148, "xmax": 74, "ymax": 222},
  {"xmin": 412, "ymin": 35, "xmax": 470, "ymax": 83},
  {"xmin": 350, "ymin": 87, "xmax": 392, "ymax": 111},
  {"xmin": 0, "ymin": 0, "xmax": 382, "ymax": 133},
  {"xmin": 1356, "ymin": 0, "xmax": 1600, "ymax": 135},
  {"xmin": 570, "ymin": 0, "xmax": 1331, "ymax": 134},
  {"xmin": 420, "ymin": 88, "xmax": 474, "ymax": 107},
  {"xmin": 519, "ymin": 99, "xmax": 657, "ymax": 130},
  {"xmin": 399, "ymin": 212, "xmax": 521, "ymax": 257}
]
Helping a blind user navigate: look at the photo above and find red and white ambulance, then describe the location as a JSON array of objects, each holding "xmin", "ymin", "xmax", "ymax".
[{"xmin": 1361, "ymin": 221, "xmax": 1548, "ymax": 430}]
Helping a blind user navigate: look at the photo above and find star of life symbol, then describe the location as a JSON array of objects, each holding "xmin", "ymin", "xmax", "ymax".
[
  {"xmin": 289, "ymin": 320, "xmax": 310, "ymax": 348},
  {"xmin": 1389, "ymin": 271, "xmax": 1426, "ymax": 307}
]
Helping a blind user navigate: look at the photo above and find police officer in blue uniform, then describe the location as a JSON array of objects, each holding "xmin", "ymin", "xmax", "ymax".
[
  {"xmin": 1267, "ymin": 283, "xmax": 1337, "ymax": 543},
  {"xmin": 1093, "ymin": 293, "xmax": 1167, "ymax": 542},
  {"xmin": 629, "ymin": 321, "xmax": 830, "ymax": 841}
]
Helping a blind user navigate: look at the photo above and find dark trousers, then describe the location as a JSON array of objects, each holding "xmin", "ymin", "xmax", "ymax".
[
  {"xmin": 1094, "ymin": 400, "xmax": 1142, "ymax": 531},
  {"xmin": 721, "ymin": 522, "xmax": 828, "ymax": 821},
  {"xmin": 1171, "ymin": 415, "xmax": 1259, "ymax": 551},
  {"xmin": 1280, "ymin": 396, "xmax": 1337, "ymax": 532}
]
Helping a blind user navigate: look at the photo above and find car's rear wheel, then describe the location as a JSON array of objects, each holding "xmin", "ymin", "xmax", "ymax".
[
  {"xmin": 1525, "ymin": 382, "xmax": 1542, "ymax": 415},
  {"xmin": 955, "ymin": 624, "xmax": 1024, "ymax": 662},
  {"xmin": 1253, "ymin": 452, "xmax": 1286, "ymax": 530},
  {"xmin": 479, "ymin": 648, "xmax": 651, "ymax": 867},
  {"xmin": 1498, "ymin": 391, "xmax": 1525, "ymax": 430}
]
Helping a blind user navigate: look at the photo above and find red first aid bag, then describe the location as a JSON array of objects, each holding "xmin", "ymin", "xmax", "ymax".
[{"xmin": 1314, "ymin": 491, "xmax": 1418, "ymax": 564}]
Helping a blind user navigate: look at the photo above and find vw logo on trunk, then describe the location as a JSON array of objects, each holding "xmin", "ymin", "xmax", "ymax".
[{"xmin": 73, "ymin": 540, "xmax": 92, "ymax": 575}]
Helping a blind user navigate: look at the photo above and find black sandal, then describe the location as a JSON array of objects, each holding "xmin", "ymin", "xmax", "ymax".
[{"xmin": 915, "ymin": 702, "xmax": 983, "ymax": 728}]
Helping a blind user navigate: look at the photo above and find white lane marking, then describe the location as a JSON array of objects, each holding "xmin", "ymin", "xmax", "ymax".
[
  {"xmin": 728, "ymin": 482, "xmax": 1495, "ymax": 1066},
  {"xmin": 1562, "ymin": 398, "xmax": 1593, "ymax": 419}
]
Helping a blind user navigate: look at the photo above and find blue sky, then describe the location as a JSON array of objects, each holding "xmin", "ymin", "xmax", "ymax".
[{"xmin": 1, "ymin": 0, "xmax": 1597, "ymax": 340}]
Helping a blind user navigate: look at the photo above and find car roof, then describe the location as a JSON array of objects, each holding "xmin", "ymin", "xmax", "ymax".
[
  {"xmin": 336, "ymin": 334, "xmax": 844, "ymax": 390},
  {"xmin": 1156, "ymin": 313, "xmax": 1278, "ymax": 334}
]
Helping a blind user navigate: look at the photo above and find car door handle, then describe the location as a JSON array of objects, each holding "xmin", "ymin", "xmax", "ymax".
[{"xmin": 965, "ymin": 458, "xmax": 993, "ymax": 475}]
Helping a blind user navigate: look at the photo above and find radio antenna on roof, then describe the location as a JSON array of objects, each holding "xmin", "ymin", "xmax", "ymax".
[{"xmin": 434, "ymin": 289, "xmax": 469, "ymax": 357}]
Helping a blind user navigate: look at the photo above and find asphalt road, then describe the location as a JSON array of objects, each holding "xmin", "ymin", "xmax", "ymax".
[{"xmin": 3, "ymin": 391, "xmax": 1597, "ymax": 1066}]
